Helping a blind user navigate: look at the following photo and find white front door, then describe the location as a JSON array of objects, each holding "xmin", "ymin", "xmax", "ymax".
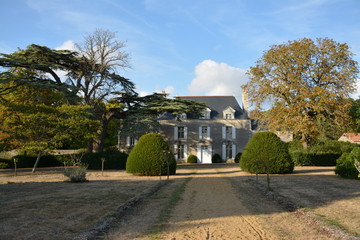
[{"xmin": 197, "ymin": 145, "xmax": 212, "ymax": 163}]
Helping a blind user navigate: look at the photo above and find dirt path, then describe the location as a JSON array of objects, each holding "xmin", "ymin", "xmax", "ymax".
[
  {"xmin": 105, "ymin": 165, "xmax": 337, "ymax": 240},
  {"xmin": 158, "ymin": 168, "xmax": 274, "ymax": 239}
]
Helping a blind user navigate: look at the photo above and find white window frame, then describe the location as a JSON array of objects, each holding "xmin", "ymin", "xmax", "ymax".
[
  {"xmin": 199, "ymin": 108, "xmax": 211, "ymax": 119},
  {"xmin": 222, "ymin": 143, "xmax": 236, "ymax": 160},
  {"xmin": 174, "ymin": 144, "xmax": 187, "ymax": 160},
  {"xmin": 223, "ymin": 106, "xmax": 235, "ymax": 119},
  {"xmin": 174, "ymin": 126, "xmax": 187, "ymax": 140},
  {"xmin": 199, "ymin": 126, "xmax": 211, "ymax": 139},
  {"xmin": 222, "ymin": 126, "xmax": 236, "ymax": 139},
  {"xmin": 126, "ymin": 136, "xmax": 137, "ymax": 146},
  {"xmin": 178, "ymin": 113, "xmax": 187, "ymax": 120}
]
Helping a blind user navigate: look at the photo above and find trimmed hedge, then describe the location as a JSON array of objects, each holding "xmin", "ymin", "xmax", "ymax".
[
  {"xmin": 288, "ymin": 139, "xmax": 357, "ymax": 166},
  {"xmin": 10, "ymin": 149, "xmax": 127, "ymax": 170},
  {"xmin": 234, "ymin": 152, "xmax": 242, "ymax": 163},
  {"xmin": 80, "ymin": 149, "xmax": 128, "ymax": 170},
  {"xmin": 126, "ymin": 133, "xmax": 176, "ymax": 176},
  {"xmin": 187, "ymin": 154, "xmax": 198, "ymax": 163},
  {"xmin": 212, "ymin": 153, "xmax": 222, "ymax": 163},
  {"xmin": 240, "ymin": 132, "xmax": 294, "ymax": 174},
  {"xmin": 335, "ymin": 148, "xmax": 360, "ymax": 179},
  {"xmin": 14, "ymin": 154, "xmax": 63, "ymax": 168},
  {"xmin": 0, "ymin": 158, "xmax": 13, "ymax": 169},
  {"xmin": 290, "ymin": 152, "xmax": 341, "ymax": 166}
]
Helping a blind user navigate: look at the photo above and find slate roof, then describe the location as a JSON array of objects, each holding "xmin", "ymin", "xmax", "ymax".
[{"xmin": 176, "ymin": 96, "xmax": 246, "ymax": 119}]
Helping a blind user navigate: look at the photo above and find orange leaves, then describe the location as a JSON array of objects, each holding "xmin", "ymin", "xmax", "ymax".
[{"xmin": 243, "ymin": 38, "xmax": 359, "ymax": 144}]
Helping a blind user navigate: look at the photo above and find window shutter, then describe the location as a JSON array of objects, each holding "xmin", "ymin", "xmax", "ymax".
[
  {"xmin": 208, "ymin": 145, "xmax": 212, "ymax": 155},
  {"xmin": 232, "ymin": 126, "xmax": 236, "ymax": 139},
  {"xmin": 134, "ymin": 138, "xmax": 138, "ymax": 145},
  {"xmin": 207, "ymin": 126, "xmax": 211, "ymax": 139},
  {"xmin": 199, "ymin": 126, "xmax": 202, "ymax": 139},
  {"xmin": 174, "ymin": 127, "xmax": 178, "ymax": 140},
  {"xmin": 232, "ymin": 144, "xmax": 236, "ymax": 159},
  {"xmin": 174, "ymin": 144, "xmax": 178, "ymax": 160},
  {"xmin": 222, "ymin": 126, "xmax": 226, "ymax": 139},
  {"xmin": 126, "ymin": 136, "xmax": 130, "ymax": 146},
  {"xmin": 184, "ymin": 126, "xmax": 188, "ymax": 139},
  {"xmin": 222, "ymin": 144, "xmax": 226, "ymax": 160},
  {"xmin": 184, "ymin": 144, "xmax": 188, "ymax": 159}
]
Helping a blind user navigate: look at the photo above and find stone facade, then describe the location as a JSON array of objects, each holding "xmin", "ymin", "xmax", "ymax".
[{"xmin": 158, "ymin": 96, "xmax": 253, "ymax": 163}]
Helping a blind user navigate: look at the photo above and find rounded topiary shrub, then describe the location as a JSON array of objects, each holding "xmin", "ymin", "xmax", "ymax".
[
  {"xmin": 126, "ymin": 133, "xmax": 176, "ymax": 176},
  {"xmin": 187, "ymin": 154, "xmax": 198, "ymax": 163},
  {"xmin": 234, "ymin": 152, "xmax": 242, "ymax": 163},
  {"xmin": 240, "ymin": 131, "xmax": 294, "ymax": 174},
  {"xmin": 335, "ymin": 148, "xmax": 360, "ymax": 179},
  {"xmin": 212, "ymin": 153, "xmax": 222, "ymax": 163}
]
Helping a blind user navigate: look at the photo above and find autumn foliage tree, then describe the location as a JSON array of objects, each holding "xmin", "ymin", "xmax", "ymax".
[
  {"xmin": 0, "ymin": 77, "xmax": 98, "ymax": 171},
  {"xmin": 243, "ymin": 38, "xmax": 359, "ymax": 147}
]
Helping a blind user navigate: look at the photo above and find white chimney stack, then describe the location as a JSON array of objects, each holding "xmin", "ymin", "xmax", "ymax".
[{"xmin": 242, "ymin": 89, "xmax": 249, "ymax": 115}]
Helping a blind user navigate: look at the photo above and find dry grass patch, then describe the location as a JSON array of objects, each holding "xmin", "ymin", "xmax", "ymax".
[
  {"xmin": 252, "ymin": 166, "xmax": 360, "ymax": 238},
  {"xmin": 0, "ymin": 168, "xmax": 160, "ymax": 240}
]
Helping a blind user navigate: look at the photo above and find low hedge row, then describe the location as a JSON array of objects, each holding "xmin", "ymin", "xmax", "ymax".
[
  {"xmin": 14, "ymin": 154, "xmax": 63, "ymax": 168},
  {"xmin": 80, "ymin": 149, "xmax": 128, "ymax": 170},
  {"xmin": 5, "ymin": 149, "xmax": 128, "ymax": 170},
  {"xmin": 0, "ymin": 158, "xmax": 13, "ymax": 169},
  {"xmin": 290, "ymin": 152, "xmax": 341, "ymax": 166}
]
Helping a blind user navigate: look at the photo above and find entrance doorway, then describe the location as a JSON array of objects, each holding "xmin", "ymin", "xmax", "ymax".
[{"xmin": 197, "ymin": 145, "xmax": 212, "ymax": 163}]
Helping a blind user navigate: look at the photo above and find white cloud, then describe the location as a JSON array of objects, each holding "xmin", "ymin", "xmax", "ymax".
[
  {"xmin": 188, "ymin": 60, "xmax": 249, "ymax": 96},
  {"xmin": 55, "ymin": 40, "xmax": 75, "ymax": 51},
  {"xmin": 138, "ymin": 90, "xmax": 150, "ymax": 97},
  {"xmin": 350, "ymin": 79, "xmax": 360, "ymax": 99},
  {"xmin": 155, "ymin": 85, "xmax": 175, "ymax": 95}
]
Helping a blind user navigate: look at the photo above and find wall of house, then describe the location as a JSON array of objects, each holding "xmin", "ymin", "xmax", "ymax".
[{"xmin": 159, "ymin": 118, "xmax": 253, "ymax": 162}]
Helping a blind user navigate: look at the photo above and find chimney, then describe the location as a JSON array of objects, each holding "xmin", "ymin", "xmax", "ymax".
[
  {"xmin": 160, "ymin": 90, "xmax": 167, "ymax": 97},
  {"xmin": 242, "ymin": 89, "xmax": 249, "ymax": 115}
]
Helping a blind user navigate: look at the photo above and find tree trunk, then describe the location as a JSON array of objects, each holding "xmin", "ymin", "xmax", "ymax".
[
  {"xmin": 93, "ymin": 114, "xmax": 112, "ymax": 152},
  {"xmin": 32, "ymin": 150, "xmax": 42, "ymax": 173},
  {"xmin": 87, "ymin": 138, "xmax": 94, "ymax": 153}
]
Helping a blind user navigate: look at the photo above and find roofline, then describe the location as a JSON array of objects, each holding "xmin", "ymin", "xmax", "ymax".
[{"xmin": 176, "ymin": 95, "xmax": 236, "ymax": 98}]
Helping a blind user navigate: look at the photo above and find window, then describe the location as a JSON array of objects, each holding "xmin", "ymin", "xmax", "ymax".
[
  {"xmin": 226, "ymin": 126, "xmax": 232, "ymax": 138},
  {"xmin": 178, "ymin": 113, "xmax": 187, "ymax": 120},
  {"xmin": 225, "ymin": 114, "xmax": 232, "ymax": 119},
  {"xmin": 126, "ymin": 136, "xmax": 137, "ymax": 146},
  {"xmin": 222, "ymin": 143, "xmax": 236, "ymax": 160},
  {"xmin": 199, "ymin": 126, "xmax": 210, "ymax": 139},
  {"xmin": 226, "ymin": 144, "xmax": 233, "ymax": 159},
  {"xmin": 178, "ymin": 126, "xmax": 185, "ymax": 139},
  {"xmin": 223, "ymin": 106, "xmax": 235, "ymax": 119},
  {"xmin": 174, "ymin": 144, "xmax": 187, "ymax": 160},
  {"xmin": 222, "ymin": 126, "xmax": 236, "ymax": 139},
  {"xmin": 177, "ymin": 144, "xmax": 185, "ymax": 160},
  {"xmin": 201, "ymin": 126, "xmax": 208, "ymax": 138},
  {"xmin": 199, "ymin": 108, "xmax": 211, "ymax": 119},
  {"xmin": 174, "ymin": 126, "xmax": 187, "ymax": 139}
]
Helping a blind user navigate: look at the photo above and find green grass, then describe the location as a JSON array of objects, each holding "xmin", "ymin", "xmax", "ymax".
[{"xmin": 313, "ymin": 214, "xmax": 360, "ymax": 238}]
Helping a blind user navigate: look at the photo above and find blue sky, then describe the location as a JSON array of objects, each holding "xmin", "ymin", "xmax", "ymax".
[{"xmin": 1, "ymin": 0, "xmax": 360, "ymax": 103}]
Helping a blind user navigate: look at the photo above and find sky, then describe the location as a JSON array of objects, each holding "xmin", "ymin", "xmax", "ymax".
[{"xmin": 1, "ymin": 0, "xmax": 360, "ymax": 105}]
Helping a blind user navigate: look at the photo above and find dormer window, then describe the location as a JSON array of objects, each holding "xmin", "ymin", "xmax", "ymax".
[
  {"xmin": 200, "ymin": 108, "xmax": 211, "ymax": 119},
  {"xmin": 223, "ymin": 106, "xmax": 235, "ymax": 119},
  {"xmin": 177, "ymin": 113, "xmax": 187, "ymax": 120}
]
